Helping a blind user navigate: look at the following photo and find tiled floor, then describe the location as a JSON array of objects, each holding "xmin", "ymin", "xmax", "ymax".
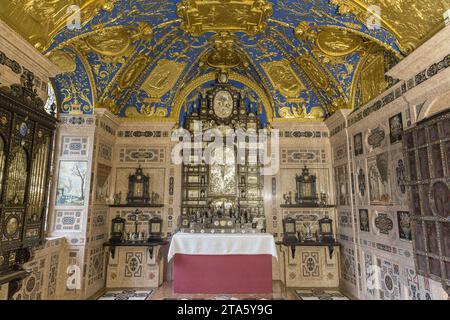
[
  {"xmin": 148, "ymin": 281, "xmax": 350, "ymax": 300},
  {"xmin": 294, "ymin": 289, "xmax": 350, "ymax": 300},
  {"xmin": 97, "ymin": 289, "xmax": 154, "ymax": 300},
  {"xmin": 94, "ymin": 282, "xmax": 352, "ymax": 300}
]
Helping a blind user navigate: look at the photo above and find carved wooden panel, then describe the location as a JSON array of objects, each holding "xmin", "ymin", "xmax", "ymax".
[{"xmin": 403, "ymin": 110, "xmax": 450, "ymax": 290}]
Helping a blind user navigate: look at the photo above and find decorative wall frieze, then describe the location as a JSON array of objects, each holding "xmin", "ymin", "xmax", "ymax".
[
  {"xmin": 117, "ymin": 130, "xmax": 170, "ymax": 138},
  {"xmin": 281, "ymin": 148, "xmax": 327, "ymax": 165},
  {"xmin": 60, "ymin": 115, "xmax": 95, "ymax": 126},
  {"xmin": 348, "ymin": 54, "xmax": 450, "ymax": 127},
  {"xmin": 330, "ymin": 122, "xmax": 346, "ymax": 136},
  {"xmin": 280, "ymin": 130, "xmax": 328, "ymax": 138}
]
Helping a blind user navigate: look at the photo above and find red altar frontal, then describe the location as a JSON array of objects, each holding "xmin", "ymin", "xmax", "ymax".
[{"xmin": 168, "ymin": 233, "xmax": 277, "ymax": 294}]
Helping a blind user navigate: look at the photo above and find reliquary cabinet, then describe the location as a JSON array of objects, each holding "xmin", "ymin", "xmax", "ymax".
[{"xmin": 0, "ymin": 74, "xmax": 56, "ymax": 283}]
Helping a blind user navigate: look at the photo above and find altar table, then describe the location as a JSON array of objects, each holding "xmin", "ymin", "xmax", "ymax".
[{"xmin": 168, "ymin": 233, "xmax": 277, "ymax": 294}]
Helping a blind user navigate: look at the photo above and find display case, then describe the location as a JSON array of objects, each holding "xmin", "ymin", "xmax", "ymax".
[{"xmin": 0, "ymin": 72, "xmax": 56, "ymax": 284}]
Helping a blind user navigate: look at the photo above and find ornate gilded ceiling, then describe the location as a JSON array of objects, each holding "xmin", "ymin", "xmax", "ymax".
[{"xmin": 0, "ymin": 0, "xmax": 447, "ymax": 122}]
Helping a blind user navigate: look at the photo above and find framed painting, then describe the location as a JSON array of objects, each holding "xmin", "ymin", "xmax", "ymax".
[{"xmin": 56, "ymin": 161, "xmax": 88, "ymax": 206}]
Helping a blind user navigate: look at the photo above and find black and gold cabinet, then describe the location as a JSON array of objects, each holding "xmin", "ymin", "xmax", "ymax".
[{"xmin": 0, "ymin": 75, "xmax": 56, "ymax": 284}]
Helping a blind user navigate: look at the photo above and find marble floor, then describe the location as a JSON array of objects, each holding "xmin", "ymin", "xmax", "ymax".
[{"xmin": 148, "ymin": 281, "xmax": 351, "ymax": 300}]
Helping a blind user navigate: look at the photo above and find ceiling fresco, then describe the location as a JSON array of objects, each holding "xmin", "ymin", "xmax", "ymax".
[{"xmin": 0, "ymin": 0, "xmax": 447, "ymax": 123}]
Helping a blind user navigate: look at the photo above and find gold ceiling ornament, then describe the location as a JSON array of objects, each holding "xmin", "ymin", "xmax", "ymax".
[
  {"xmin": 60, "ymin": 23, "xmax": 153, "ymax": 63},
  {"xmin": 316, "ymin": 29, "xmax": 363, "ymax": 57},
  {"xmin": 177, "ymin": 0, "xmax": 273, "ymax": 36},
  {"xmin": 305, "ymin": 106, "xmax": 325, "ymax": 119},
  {"xmin": 206, "ymin": 32, "xmax": 245, "ymax": 70},
  {"xmin": 329, "ymin": 0, "xmax": 447, "ymax": 54},
  {"xmin": 295, "ymin": 23, "xmax": 364, "ymax": 57},
  {"xmin": 142, "ymin": 59, "xmax": 186, "ymax": 101},
  {"xmin": 260, "ymin": 59, "xmax": 306, "ymax": 99},
  {"xmin": 278, "ymin": 106, "xmax": 305, "ymax": 119},
  {"xmin": 0, "ymin": 0, "xmax": 118, "ymax": 51},
  {"xmin": 98, "ymin": 96, "xmax": 120, "ymax": 114},
  {"xmin": 118, "ymin": 54, "xmax": 150, "ymax": 91},
  {"xmin": 356, "ymin": 52, "xmax": 388, "ymax": 106},
  {"xmin": 330, "ymin": 97, "xmax": 350, "ymax": 111},
  {"xmin": 46, "ymin": 49, "xmax": 76, "ymax": 73},
  {"xmin": 296, "ymin": 56, "xmax": 329, "ymax": 90},
  {"xmin": 295, "ymin": 22, "xmax": 402, "ymax": 61},
  {"xmin": 124, "ymin": 105, "xmax": 168, "ymax": 119}
]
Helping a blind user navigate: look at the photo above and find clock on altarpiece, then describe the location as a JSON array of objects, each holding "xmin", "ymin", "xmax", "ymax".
[{"xmin": 126, "ymin": 166, "xmax": 150, "ymax": 205}]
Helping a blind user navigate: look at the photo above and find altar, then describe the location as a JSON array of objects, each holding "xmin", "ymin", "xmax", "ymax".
[{"xmin": 168, "ymin": 233, "xmax": 277, "ymax": 294}]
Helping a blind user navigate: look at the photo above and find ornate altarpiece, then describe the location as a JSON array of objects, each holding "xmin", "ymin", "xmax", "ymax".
[
  {"xmin": 180, "ymin": 79, "xmax": 264, "ymax": 229},
  {"xmin": 0, "ymin": 73, "xmax": 56, "ymax": 288}
]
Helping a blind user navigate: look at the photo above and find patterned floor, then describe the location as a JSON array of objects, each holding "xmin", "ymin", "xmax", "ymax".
[
  {"xmin": 150, "ymin": 281, "xmax": 295, "ymax": 300},
  {"xmin": 295, "ymin": 289, "xmax": 349, "ymax": 300},
  {"xmin": 97, "ymin": 289, "xmax": 154, "ymax": 300}
]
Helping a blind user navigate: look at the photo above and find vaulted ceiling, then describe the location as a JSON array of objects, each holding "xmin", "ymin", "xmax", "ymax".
[{"xmin": 0, "ymin": 0, "xmax": 447, "ymax": 122}]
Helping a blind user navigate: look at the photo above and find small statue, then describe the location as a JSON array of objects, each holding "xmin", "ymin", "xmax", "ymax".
[
  {"xmin": 244, "ymin": 210, "xmax": 249, "ymax": 223},
  {"xmin": 283, "ymin": 192, "xmax": 292, "ymax": 205},
  {"xmin": 113, "ymin": 192, "xmax": 121, "ymax": 205},
  {"xmin": 151, "ymin": 192, "xmax": 160, "ymax": 205}
]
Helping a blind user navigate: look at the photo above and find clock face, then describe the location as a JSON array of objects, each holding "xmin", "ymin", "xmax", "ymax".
[{"xmin": 213, "ymin": 90, "xmax": 233, "ymax": 119}]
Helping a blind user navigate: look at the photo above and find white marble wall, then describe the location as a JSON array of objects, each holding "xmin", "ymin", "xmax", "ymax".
[{"xmin": 326, "ymin": 25, "xmax": 450, "ymax": 300}]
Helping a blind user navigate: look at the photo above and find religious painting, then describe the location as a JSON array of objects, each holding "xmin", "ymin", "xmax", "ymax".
[
  {"xmin": 56, "ymin": 161, "xmax": 88, "ymax": 206},
  {"xmin": 213, "ymin": 90, "xmax": 234, "ymax": 119},
  {"xmin": 397, "ymin": 211, "xmax": 412, "ymax": 241},
  {"xmin": 359, "ymin": 209, "xmax": 370, "ymax": 232},
  {"xmin": 354, "ymin": 133, "xmax": 363, "ymax": 156},
  {"xmin": 389, "ymin": 113, "xmax": 403, "ymax": 144},
  {"xmin": 368, "ymin": 153, "xmax": 391, "ymax": 205}
]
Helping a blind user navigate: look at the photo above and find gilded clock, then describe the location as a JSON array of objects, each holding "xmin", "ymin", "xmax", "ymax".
[{"xmin": 213, "ymin": 90, "xmax": 233, "ymax": 119}]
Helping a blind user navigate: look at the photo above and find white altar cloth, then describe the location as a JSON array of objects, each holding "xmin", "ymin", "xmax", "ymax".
[{"xmin": 168, "ymin": 233, "xmax": 278, "ymax": 261}]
